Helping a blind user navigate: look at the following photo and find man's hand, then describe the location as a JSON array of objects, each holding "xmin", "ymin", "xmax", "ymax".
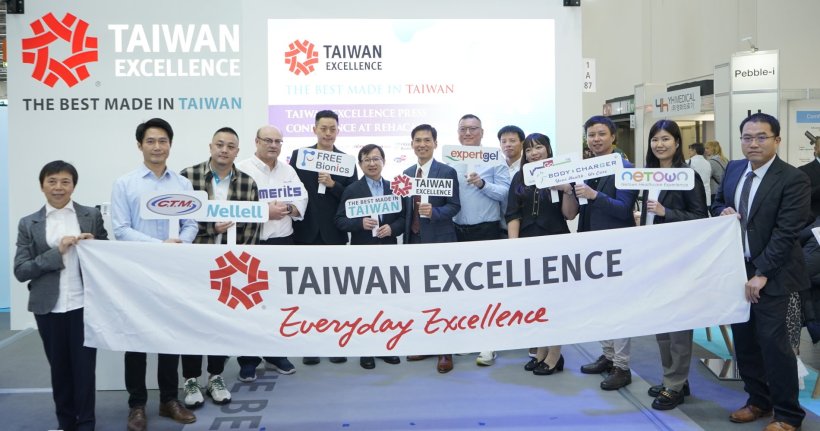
[
  {"xmin": 376, "ymin": 224, "xmax": 392, "ymax": 238},
  {"xmin": 318, "ymin": 172, "xmax": 336, "ymax": 188},
  {"xmin": 362, "ymin": 217, "xmax": 379, "ymax": 230},
  {"xmin": 745, "ymin": 274, "xmax": 768, "ymax": 303},
  {"xmin": 58, "ymin": 236, "xmax": 78, "ymax": 254},
  {"xmin": 214, "ymin": 221, "xmax": 235, "ymax": 234},
  {"xmin": 720, "ymin": 207, "xmax": 741, "ymax": 219},
  {"xmin": 268, "ymin": 201, "xmax": 289, "ymax": 220},
  {"xmin": 466, "ymin": 172, "xmax": 484, "ymax": 188},
  {"xmin": 574, "ymin": 183, "xmax": 598, "ymax": 200},
  {"xmin": 418, "ymin": 202, "xmax": 433, "ymax": 217},
  {"xmin": 163, "ymin": 238, "xmax": 183, "ymax": 244}
]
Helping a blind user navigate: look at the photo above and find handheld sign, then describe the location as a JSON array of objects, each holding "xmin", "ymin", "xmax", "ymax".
[
  {"xmin": 257, "ymin": 182, "xmax": 307, "ymax": 203},
  {"xmin": 522, "ymin": 153, "xmax": 578, "ymax": 201},
  {"xmin": 442, "ymin": 145, "xmax": 503, "ymax": 183},
  {"xmin": 141, "ymin": 190, "xmax": 269, "ymax": 243},
  {"xmin": 345, "ymin": 195, "xmax": 402, "ymax": 237},
  {"xmin": 390, "ymin": 174, "xmax": 453, "ymax": 218},
  {"xmin": 533, "ymin": 153, "xmax": 621, "ymax": 205},
  {"xmin": 295, "ymin": 147, "xmax": 356, "ymax": 194},
  {"xmin": 616, "ymin": 167, "xmax": 695, "ymax": 225}
]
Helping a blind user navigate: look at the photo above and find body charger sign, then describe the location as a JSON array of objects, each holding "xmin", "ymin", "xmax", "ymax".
[{"xmin": 77, "ymin": 216, "xmax": 749, "ymax": 356}]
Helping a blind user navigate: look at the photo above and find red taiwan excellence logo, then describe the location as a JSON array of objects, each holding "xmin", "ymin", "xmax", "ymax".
[
  {"xmin": 21, "ymin": 12, "xmax": 98, "ymax": 88},
  {"xmin": 284, "ymin": 39, "xmax": 318, "ymax": 76},
  {"xmin": 210, "ymin": 251, "xmax": 269, "ymax": 310}
]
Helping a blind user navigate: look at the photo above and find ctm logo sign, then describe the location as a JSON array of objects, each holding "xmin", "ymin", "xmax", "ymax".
[
  {"xmin": 210, "ymin": 251, "xmax": 269, "ymax": 310},
  {"xmin": 21, "ymin": 12, "xmax": 99, "ymax": 88}
]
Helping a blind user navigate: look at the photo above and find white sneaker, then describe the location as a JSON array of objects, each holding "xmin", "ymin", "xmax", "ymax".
[
  {"xmin": 183, "ymin": 378, "xmax": 204, "ymax": 409},
  {"xmin": 476, "ymin": 351, "xmax": 497, "ymax": 366},
  {"xmin": 206, "ymin": 375, "xmax": 232, "ymax": 405}
]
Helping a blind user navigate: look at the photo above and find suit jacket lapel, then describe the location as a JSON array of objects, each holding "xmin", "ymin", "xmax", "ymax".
[
  {"xmin": 748, "ymin": 158, "xmax": 783, "ymax": 221},
  {"xmin": 724, "ymin": 162, "xmax": 744, "ymax": 208},
  {"xmin": 74, "ymin": 202, "xmax": 94, "ymax": 233}
]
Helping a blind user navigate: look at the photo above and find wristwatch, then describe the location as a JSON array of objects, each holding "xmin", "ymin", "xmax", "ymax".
[{"xmin": 286, "ymin": 204, "xmax": 293, "ymax": 215}]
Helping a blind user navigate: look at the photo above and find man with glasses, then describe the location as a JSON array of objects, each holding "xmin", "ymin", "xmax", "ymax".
[
  {"xmin": 334, "ymin": 144, "xmax": 403, "ymax": 369},
  {"xmin": 289, "ymin": 110, "xmax": 358, "ymax": 365},
  {"xmin": 453, "ymin": 114, "xmax": 510, "ymax": 367},
  {"xmin": 711, "ymin": 113, "xmax": 809, "ymax": 431},
  {"xmin": 235, "ymin": 125, "xmax": 306, "ymax": 381},
  {"xmin": 575, "ymin": 115, "xmax": 638, "ymax": 391}
]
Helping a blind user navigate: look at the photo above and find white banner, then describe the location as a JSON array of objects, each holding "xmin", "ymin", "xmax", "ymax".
[{"xmin": 78, "ymin": 216, "xmax": 749, "ymax": 356}]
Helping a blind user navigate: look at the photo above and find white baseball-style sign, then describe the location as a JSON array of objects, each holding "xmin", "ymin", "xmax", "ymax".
[
  {"xmin": 295, "ymin": 147, "xmax": 357, "ymax": 194},
  {"xmin": 616, "ymin": 168, "xmax": 695, "ymax": 225},
  {"xmin": 141, "ymin": 190, "xmax": 268, "ymax": 243},
  {"xmin": 345, "ymin": 195, "xmax": 402, "ymax": 237},
  {"xmin": 522, "ymin": 154, "xmax": 578, "ymax": 201},
  {"xmin": 441, "ymin": 145, "xmax": 503, "ymax": 165},
  {"xmin": 535, "ymin": 153, "xmax": 622, "ymax": 205},
  {"xmin": 257, "ymin": 183, "xmax": 307, "ymax": 203}
]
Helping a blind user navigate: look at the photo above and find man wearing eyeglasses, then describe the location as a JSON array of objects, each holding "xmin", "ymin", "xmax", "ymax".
[
  {"xmin": 235, "ymin": 125, "xmax": 305, "ymax": 381},
  {"xmin": 711, "ymin": 113, "xmax": 809, "ymax": 431},
  {"xmin": 334, "ymin": 144, "xmax": 404, "ymax": 370},
  {"xmin": 452, "ymin": 114, "xmax": 511, "ymax": 367}
]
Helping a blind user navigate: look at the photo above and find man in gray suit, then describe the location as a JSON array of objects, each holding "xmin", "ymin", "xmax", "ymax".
[{"xmin": 14, "ymin": 160, "xmax": 108, "ymax": 431}]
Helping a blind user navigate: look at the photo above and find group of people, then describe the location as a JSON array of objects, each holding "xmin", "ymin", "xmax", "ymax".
[{"xmin": 13, "ymin": 110, "xmax": 814, "ymax": 431}]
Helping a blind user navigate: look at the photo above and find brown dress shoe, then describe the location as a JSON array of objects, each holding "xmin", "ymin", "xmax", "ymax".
[
  {"xmin": 437, "ymin": 354, "xmax": 453, "ymax": 373},
  {"xmin": 764, "ymin": 421, "xmax": 801, "ymax": 431},
  {"xmin": 127, "ymin": 406, "xmax": 147, "ymax": 431},
  {"xmin": 159, "ymin": 399, "xmax": 196, "ymax": 424},
  {"xmin": 406, "ymin": 355, "xmax": 428, "ymax": 361},
  {"xmin": 728, "ymin": 404, "xmax": 772, "ymax": 423}
]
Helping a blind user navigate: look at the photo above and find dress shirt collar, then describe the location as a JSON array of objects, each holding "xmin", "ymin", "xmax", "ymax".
[{"xmin": 45, "ymin": 200, "xmax": 76, "ymax": 216}]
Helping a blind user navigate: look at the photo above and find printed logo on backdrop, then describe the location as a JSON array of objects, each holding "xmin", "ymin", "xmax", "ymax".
[
  {"xmin": 21, "ymin": 12, "xmax": 99, "ymax": 88},
  {"xmin": 284, "ymin": 39, "xmax": 319, "ymax": 76},
  {"xmin": 210, "ymin": 251, "xmax": 269, "ymax": 310},
  {"xmin": 283, "ymin": 36, "xmax": 383, "ymax": 75}
]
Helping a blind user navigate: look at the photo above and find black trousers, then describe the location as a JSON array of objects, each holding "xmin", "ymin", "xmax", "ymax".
[
  {"xmin": 732, "ymin": 262, "xmax": 805, "ymax": 426},
  {"xmin": 455, "ymin": 221, "xmax": 501, "ymax": 242},
  {"xmin": 35, "ymin": 308, "xmax": 96, "ymax": 431},
  {"xmin": 124, "ymin": 352, "xmax": 180, "ymax": 407},
  {"xmin": 181, "ymin": 355, "xmax": 228, "ymax": 379}
]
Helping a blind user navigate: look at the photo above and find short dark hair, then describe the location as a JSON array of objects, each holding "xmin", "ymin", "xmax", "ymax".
[
  {"xmin": 688, "ymin": 142, "xmax": 705, "ymax": 155},
  {"xmin": 497, "ymin": 125, "xmax": 525, "ymax": 142},
  {"xmin": 459, "ymin": 114, "xmax": 481, "ymax": 125},
  {"xmin": 411, "ymin": 124, "xmax": 437, "ymax": 141},
  {"xmin": 39, "ymin": 160, "xmax": 78, "ymax": 186},
  {"xmin": 584, "ymin": 115, "xmax": 616, "ymax": 136},
  {"xmin": 645, "ymin": 120, "xmax": 686, "ymax": 168},
  {"xmin": 315, "ymin": 110, "xmax": 339, "ymax": 124},
  {"xmin": 136, "ymin": 118, "xmax": 174, "ymax": 143},
  {"xmin": 740, "ymin": 112, "xmax": 780, "ymax": 136},
  {"xmin": 358, "ymin": 144, "xmax": 385, "ymax": 162},
  {"xmin": 213, "ymin": 127, "xmax": 239, "ymax": 140},
  {"xmin": 522, "ymin": 133, "xmax": 553, "ymax": 164}
]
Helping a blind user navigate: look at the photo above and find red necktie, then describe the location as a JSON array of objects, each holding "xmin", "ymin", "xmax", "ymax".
[{"xmin": 411, "ymin": 168, "xmax": 422, "ymax": 234}]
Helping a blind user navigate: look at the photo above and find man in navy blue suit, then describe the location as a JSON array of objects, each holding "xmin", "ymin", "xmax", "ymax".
[
  {"xmin": 711, "ymin": 113, "xmax": 809, "ymax": 431},
  {"xmin": 335, "ymin": 143, "xmax": 404, "ymax": 370},
  {"xmin": 575, "ymin": 115, "xmax": 638, "ymax": 391},
  {"xmin": 402, "ymin": 124, "xmax": 461, "ymax": 373}
]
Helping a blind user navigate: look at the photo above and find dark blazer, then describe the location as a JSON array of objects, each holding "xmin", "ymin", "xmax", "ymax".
[
  {"xmin": 402, "ymin": 159, "xmax": 461, "ymax": 243},
  {"xmin": 290, "ymin": 145, "xmax": 358, "ymax": 245},
  {"xmin": 639, "ymin": 171, "xmax": 708, "ymax": 225},
  {"xmin": 711, "ymin": 157, "xmax": 811, "ymax": 295},
  {"xmin": 335, "ymin": 177, "xmax": 405, "ymax": 245},
  {"xmin": 14, "ymin": 203, "xmax": 108, "ymax": 314},
  {"xmin": 799, "ymin": 159, "xmax": 820, "ymax": 220},
  {"xmin": 578, "ymin": 158, "xmax": 638, "ymax": 232}
]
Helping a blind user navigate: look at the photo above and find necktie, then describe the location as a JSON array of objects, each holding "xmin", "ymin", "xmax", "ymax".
[
  {"xmin": 738, "ymin": 171, "xmax": 755, "ymax": 255},
  {"xmin": 411, "ymin": 168, "xmax": 422, "ymax": 234}
]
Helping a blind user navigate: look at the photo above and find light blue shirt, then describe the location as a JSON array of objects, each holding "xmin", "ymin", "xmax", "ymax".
[
  {"xmin": 452, "ymin": 163, "xmax": 510, "ymax": 225},
  {"xmin": 365, "ymin": 176, "xmax": 384, "ymax": 197},
  {"xmin": 111, "ymin": 164, "xmax": 198, "ymax": 243}
]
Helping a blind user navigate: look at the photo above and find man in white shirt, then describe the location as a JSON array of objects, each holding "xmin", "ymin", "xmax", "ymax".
[
  {"xmin": 235, "ymin": 125, "xmax": 307, "ymax": 381},
  {"xmin": 687, "ymin": 143, "xmax": 712, "ymax": 205}
]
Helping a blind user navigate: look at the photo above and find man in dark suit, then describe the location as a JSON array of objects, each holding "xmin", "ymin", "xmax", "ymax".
[
  {"xmin": 711, "ymin": 113, "xmax": 809, "ymax": 431},
  {"xmin": 14, "ymin": 160, "xmax": 108, "ymax": 431},
  {"xmin": 575, "ymin": 115, "xmax": 638, "ymax": 391},
  {"xmin": 289, "ymin": 109, "xmax": 357, "ymax": 365},
  {"xmin": 798, "ymin": 135, "xmax": 820, "ymax": 220},
  {"xmin": 402, "ymin": 124, "xmax": 461, "ymax": 373},
  {"xmin": 335, "ymin": 144, "xmax": 404, "ymax": 369}
]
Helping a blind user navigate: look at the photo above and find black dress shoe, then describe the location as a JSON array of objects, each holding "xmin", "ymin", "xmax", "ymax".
[
  {"xmin": 302, "ymin": 357, "xmax": 320, "ymax": 365},
  {"xmin": 600, "ymin": 367, "xmax": 632, "ymax": 390},
  {"xmin": 524, "ymin": 358, "xmax": 541, "ymax": 371},
  {"xmin": 580, "ymin": 355, "xmax": 613, "ymax": 374},
  {"xmin": 329, "ymin": 357, "xmax": 347, "ymax": 363},
  {"xmin": 533, "ymin": 355, "xmax": 564, "ymax": 375},
  {"xmin": 378, "ymin": 356, "xmax": 401, "ymax": 364},
  {"xmin": 652, "ymin": 389, "xmax": 684, "ymax": 410},
  {"xmin": 360, "ymin": 357, "xmax": 376, "ymax": 369},
  {"xmin": 648, "ymin": 381, "xmax": 690, "ymax": 397}
]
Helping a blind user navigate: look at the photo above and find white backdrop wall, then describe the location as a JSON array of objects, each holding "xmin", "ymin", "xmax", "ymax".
[{"xmin": 6, "ymin": 0, "xmax": 582, "ymax": 329}]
